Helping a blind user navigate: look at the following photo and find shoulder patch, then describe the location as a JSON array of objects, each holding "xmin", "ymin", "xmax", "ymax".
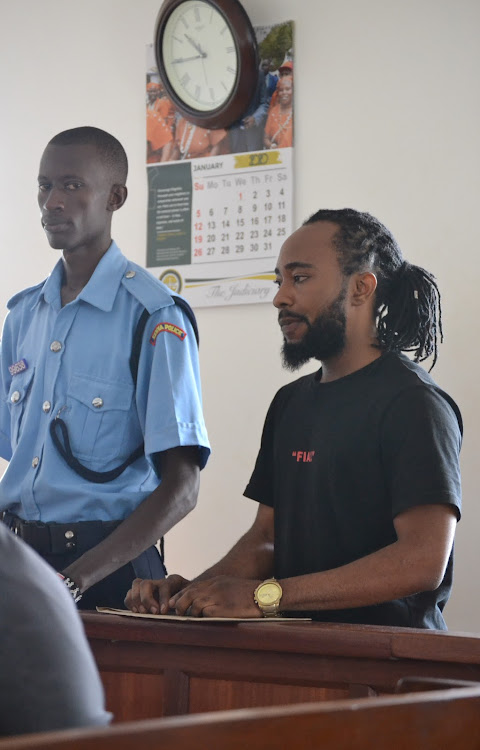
[{"xmin": 150, "ymin": 322, "xmax": 187, "ymax": 344}]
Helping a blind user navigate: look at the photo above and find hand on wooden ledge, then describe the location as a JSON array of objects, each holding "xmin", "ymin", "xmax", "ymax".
[
  {"xmin": 125, "ymin": 574, "xmax": 191, "ymax": 615},
  {"xmin": 169, "ymin": 575, "xmax": 263, "ymax": 618}
]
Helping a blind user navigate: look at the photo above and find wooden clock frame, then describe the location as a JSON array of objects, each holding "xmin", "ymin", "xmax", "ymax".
[{"xmin": 154, "ymin": 0, "xmax": 259, "ymax": 129}]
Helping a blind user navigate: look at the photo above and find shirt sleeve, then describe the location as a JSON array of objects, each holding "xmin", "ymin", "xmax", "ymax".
[
  {"xmin": 135, "ymin": 302, "xmax": 210, "ymax": 470},
  {"xmin": 380, "ymin": 385, "xmax": 462, "ymax": 520},
  {"xmin": 243, "ymin": 390, "xmax": 285, "ymax": 507}
]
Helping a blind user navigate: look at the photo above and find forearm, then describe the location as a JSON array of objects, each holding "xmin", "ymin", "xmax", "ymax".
[
  {"xmin": 64, "ymin": 448, "xmax": 200, "ymax": 591},
  {"xmin": 280, "ymin": 535, "xmax": 451, "ymax": 613}
]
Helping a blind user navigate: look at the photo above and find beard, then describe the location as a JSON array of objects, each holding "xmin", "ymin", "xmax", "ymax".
[{"xmin": 280, "ymin": 288, "xmax": 347, "ymax": 371}]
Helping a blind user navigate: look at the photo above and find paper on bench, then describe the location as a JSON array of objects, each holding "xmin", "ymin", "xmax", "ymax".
[{"xmin": 96, "ymin": 607, "xmax": 311, "ymax": 622}]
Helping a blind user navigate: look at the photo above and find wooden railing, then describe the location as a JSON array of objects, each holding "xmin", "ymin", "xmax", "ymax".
[
  {"xmin": 82, "ymin": 612, "xmax": 480, "ymax": 721},
  {"xmin": 1, "ymin": 684, "xmax": 480, "ymax": 749}
]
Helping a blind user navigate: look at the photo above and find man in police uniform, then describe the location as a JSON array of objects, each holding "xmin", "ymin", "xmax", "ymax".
[{"xmin": 0, "ymin": 126, "xmax": 210, "ymax": 608}]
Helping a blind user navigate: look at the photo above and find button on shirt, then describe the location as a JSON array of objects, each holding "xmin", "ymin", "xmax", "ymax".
[{"xmin": 0, "ymin": 242, "xmax": 210, "ymax": 523}]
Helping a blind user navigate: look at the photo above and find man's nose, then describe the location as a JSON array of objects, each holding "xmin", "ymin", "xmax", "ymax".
[
  {"xmin": 41, "ymin": 188, "xmax": 64, "ymax": 211},
  {"xmin": 273, "ymin": 282, "xmax": 293, "ymax": 309}
]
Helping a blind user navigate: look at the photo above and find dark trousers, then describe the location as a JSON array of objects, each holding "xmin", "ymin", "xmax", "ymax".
[{"xmin": 1, "ymin": 512, "xmax": 166, "ymax": 610}]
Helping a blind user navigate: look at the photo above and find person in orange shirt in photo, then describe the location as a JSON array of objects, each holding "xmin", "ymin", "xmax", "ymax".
[
  {"xmin": 146, "ymin": 82, "xmax": 175, "ymax": 163},
  {"xmin": 264, "ymin": 76, "xmax": 293, "ymax": 149},
  {"xmin": 168, "ymin": 116, "xmax": 229, "ymax": 161},
  {"xmin": 268, "ymin": 59, "xmax": 293, "ymax": 108}
]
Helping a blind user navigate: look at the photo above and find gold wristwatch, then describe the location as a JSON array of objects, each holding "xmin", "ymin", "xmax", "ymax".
[{"xmin": 254, "ymin": 578, "xmax": 283, "ymax": 617}]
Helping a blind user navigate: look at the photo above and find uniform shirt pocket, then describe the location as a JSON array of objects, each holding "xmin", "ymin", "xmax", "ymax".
[
  {"xmin": 65, "ymin": 373, "xmax": 135, "ymax": 464},
  {"xmin": 7, "ymin": 367, "xmax": 35, "ymax": 448}
]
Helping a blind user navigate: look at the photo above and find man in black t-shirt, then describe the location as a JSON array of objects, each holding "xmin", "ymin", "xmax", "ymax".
[{"xmin": 125, "ymin": 209, "xmax": 462, "ymax": 629}]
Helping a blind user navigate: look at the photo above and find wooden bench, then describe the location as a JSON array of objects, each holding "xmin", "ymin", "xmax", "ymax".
[
  {"xmin": 82, "ymin": 612, "xmax": 480, "ymax": 721},
  {"xmin": 1, "ymin": 684, "xmax": 480, "ymax": 749}
]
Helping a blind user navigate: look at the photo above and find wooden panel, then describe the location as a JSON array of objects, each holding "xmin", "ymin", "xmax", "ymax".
[
  {"xmin": 100, "ymin": 671, "xmax": 164, "ymax": 722},
  {"xmin": 162, "ymin": 670, "xmax": 189, "ymax": 716},
  {"xmin": 91, "ymin": 637, "xmax": 480, "ymax": 695},
  {"xmin": 188, "ymin": 676, "xmax": 349, "ymax": 713}
]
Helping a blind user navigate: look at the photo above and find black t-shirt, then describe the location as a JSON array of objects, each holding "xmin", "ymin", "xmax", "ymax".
[{"xmin": 244, "ymin": 353, "xmax": 462, "ymax": 629}]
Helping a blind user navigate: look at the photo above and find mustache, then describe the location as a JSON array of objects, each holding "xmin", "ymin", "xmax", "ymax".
[{"xmin": 278, "ymin": 311, "xmax": 310, "ymax": 325}]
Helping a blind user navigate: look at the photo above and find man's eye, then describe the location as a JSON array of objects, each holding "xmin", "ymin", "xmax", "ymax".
[
  {"xmin": 65, "ymin": 182, "xmax": 82, "ymax": 191},
  {"xmin": 273, "ymin": 278, "xmax": 282, "ymax": 287},
  {"xmin": 38, "ymin": 184, "xmax": 50, "ymax": 192},
  {"xmin": 293, "ymin": 275, "xmax": 308, "ymax": 284}
]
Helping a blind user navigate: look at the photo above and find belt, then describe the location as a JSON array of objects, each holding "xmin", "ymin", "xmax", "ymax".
[{"xmin": 0, "ymin": 511, "xmax": 121, "ymax": 556}]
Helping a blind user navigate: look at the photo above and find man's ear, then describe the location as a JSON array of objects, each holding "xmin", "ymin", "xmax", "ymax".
[
  {"xmin": 108, "ymin": 184, "xmax": 128, "ymax": 212},
  {"xmin": 350, "ymin": 271, "xmax": 377, "ymax": 307}
]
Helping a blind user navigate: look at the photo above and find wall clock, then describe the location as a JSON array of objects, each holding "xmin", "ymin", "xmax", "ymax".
[{"xmin": 154, "ymin": 0, "xmax": 259, "ymax": 129}]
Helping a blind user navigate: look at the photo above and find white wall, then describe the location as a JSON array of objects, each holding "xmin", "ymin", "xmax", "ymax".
[{"xmin": 0, "ymin": 0, "xmax": 478, "ymax": 631}]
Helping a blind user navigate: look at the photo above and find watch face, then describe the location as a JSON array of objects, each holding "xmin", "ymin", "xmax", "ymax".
[
  {"xmin": 258, "ymin": 582, "xmax": 280, "ymax": 604},
  {"xmin": 162, "ymin": 0, "xmax": 238, "ymax": 113}
]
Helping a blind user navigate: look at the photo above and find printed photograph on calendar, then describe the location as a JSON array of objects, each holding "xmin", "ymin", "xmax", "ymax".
[
  {"xmin": 146, "ymin": 21, "xmax": 294, "ymax": 163},
  {"xmin": 145, "ymin": 21, "xmax": 294, "ymax": 308}
]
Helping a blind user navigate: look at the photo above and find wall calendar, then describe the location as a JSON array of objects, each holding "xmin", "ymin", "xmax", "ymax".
[{"xmin": 146, "ymin": 21, "xmax": 294, "ymax": 307}]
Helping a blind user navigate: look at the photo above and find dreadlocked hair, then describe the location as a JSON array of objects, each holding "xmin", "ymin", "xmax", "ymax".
[{"xmin": 304, "ymin": 209, "xmax": 443, "ymax": 369}]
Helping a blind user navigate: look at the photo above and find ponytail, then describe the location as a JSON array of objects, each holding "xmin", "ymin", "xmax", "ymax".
[{"xmin": 376, "ymin": 261, "xmax": 442, "ymax": 370}]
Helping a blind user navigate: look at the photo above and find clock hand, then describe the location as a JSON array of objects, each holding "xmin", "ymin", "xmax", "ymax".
[
  {"xmin": 184, "ymin": 33, "xmax": 206, "ymax": 57},
  {"xmin": 201, "ymin": 57, "xmax": 209, "ymax": 88},
  {"xmin": 172, "ymin": 55, "xmax": 204, "ymax": 63}
]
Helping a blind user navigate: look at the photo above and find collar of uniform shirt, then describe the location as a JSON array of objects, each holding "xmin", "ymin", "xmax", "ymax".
[{"xmin": 39, "ymin": 240, "xmax": 125, "ymax": 312}]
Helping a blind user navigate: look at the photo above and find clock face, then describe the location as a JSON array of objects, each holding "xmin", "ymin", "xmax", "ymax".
[
  {"xmin": 162, "ymin": 0, "xmax": 239, "ymax": 113},
  {"xmin": 259, "ymin": 583, "xmax": 279, "ymax": 603}
]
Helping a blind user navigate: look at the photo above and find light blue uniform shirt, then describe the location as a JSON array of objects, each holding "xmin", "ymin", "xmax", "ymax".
[{"xmin": 0, "ymin": 242, "xmax": 210, "ymax": 523}]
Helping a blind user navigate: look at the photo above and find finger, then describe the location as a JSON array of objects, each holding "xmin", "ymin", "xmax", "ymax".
[
  {"xmin": 172, "ymin": 588, "xmax": 199, "ymax": 615},
  {"xmin": 185, "ymin": 588, "xmax": 223, "ymax": 617},
  {"xmin": 189, "ymin": 597, "xmax": 214, "ymax": 617},
  {"xmin": 131, "ymin": 575, "xmax": 187, "ymax": 615},
  {"xmin": 137, "ymin": 579, "xmax": 163, "ymax": 614},
  {"xmin": 168, "ymin": 578, "xmax": 196, "ymax": 609},
  {"xmin": 124, "ymin": 578, "xmax": 146, "ymax": 612},
  {"xmin": 161, "ymin": 575, "xmax": 190, "ymax": 613},
  {"xmin": 157, "ymin": 575, "xmax": 186, "ymax": 614}
]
